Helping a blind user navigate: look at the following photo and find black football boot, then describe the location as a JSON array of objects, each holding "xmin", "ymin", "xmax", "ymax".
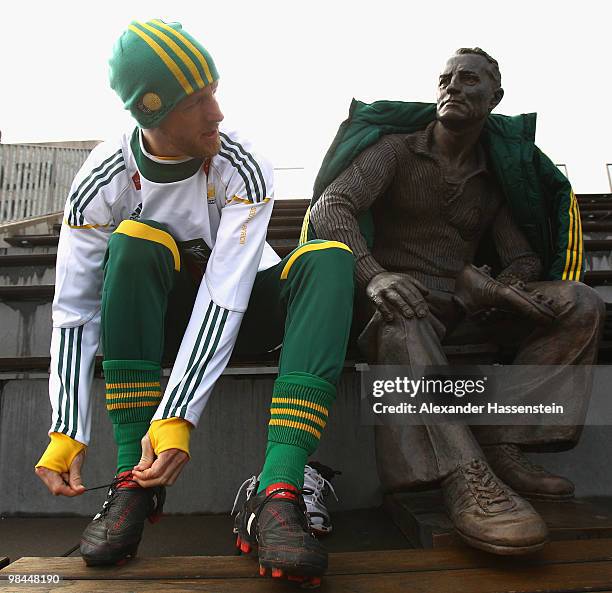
[
  {"xmin": 234, "ymin": 484, "xmax": 327, "ymax": 587},
  {"xmin": 80, "ymin": 470, "xmax": 165, "ymax": 566}
]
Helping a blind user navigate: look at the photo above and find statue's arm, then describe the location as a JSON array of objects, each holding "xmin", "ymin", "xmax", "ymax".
[
  {"xmin": 310, "ymin": 137, "xmax": 398, "ymax": 289},
  {"xmin": 492, "ymin": 203, "xmax": 543, "ymax": 285},
  {"xmin": 533, "ymin": 147, "xmax": 584, "ymax": 282}
]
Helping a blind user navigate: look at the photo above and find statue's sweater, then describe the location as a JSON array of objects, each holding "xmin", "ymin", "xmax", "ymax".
[
  {"xmin": 311, "ymin": 124, "xmax": 541, "ymax": 292},
  {"xmin": 304, "ymin": 100, "xmax": 584, "ymax": 285}
]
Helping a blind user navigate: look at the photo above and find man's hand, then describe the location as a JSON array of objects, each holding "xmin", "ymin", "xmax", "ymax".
[
  {"xmin": 367, "ymin": 272, "xmax": 429, "ymax": 322},
  {"xmin": 35, "ymin": 450, "xmax": 86, "ymax": 497},
  {"xmin": 132, "ymin": 433, "xmax": 189, "ymax": 488}
]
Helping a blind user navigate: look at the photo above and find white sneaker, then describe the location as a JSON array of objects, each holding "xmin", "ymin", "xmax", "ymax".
[
  {"xmin": 303, "ymin": 462, "xmax": 339, "ymax": 535},
  {"xmin": 231, "ymin": 463, "xmax": 340, "ymax": 536}
]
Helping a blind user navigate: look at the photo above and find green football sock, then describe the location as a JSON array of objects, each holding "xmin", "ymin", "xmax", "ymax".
[
  {"xmin": 258, "ymin": 372, "xmax": 335, "ymax": 493},
  {"xmin": 103, "ymin": 361, "xmax": 162, "ymax": 475}
]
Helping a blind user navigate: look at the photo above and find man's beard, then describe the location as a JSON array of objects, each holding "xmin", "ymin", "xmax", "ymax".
[{"xmin": 186, "ymin": 135, "xmax": 221, "ymax": 160}]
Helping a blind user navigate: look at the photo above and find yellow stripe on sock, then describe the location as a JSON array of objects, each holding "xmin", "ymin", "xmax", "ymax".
[
  {"xmin": 137, "ymin": 21, "xmax": 205, "ymax": 90},
  {"xmin": 106, "ymin": 382, "xmax": 160, "ymax": 389},
  {"xmin": 271, "ymin": 397, "xmax": 329, "ymax": 416},
  {"xmin": 128, "ymin": 24, "xmax": 193, "ymax": 95},
  {"xmin": 106, "ymin": 400, "xmax": 161, "ymax": 411},
  {"xmin": 151, "ymin": 20, "xmax": 214, "ymax": 84},
  {"xmin": 106, "ymin": 391, "xmax": 162, "ymax": 400},
  {"xmin": 280, "ymin": 241, "xmax": 352, "ymax": 280},
  {"xmin": 269, "ymin": 419, "xmax": 321, "ymax": 439},
  {"xmin": 270, "ymin": 408, "xmax": 327, "ymax": 428},
  {"xmin": 114, "ymin": 219, "xmax": 180, "ymax": 271}
]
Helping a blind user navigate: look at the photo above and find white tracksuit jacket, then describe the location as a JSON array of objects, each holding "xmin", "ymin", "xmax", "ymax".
[{"xmin": 49, "ymin": 127, "xmax": 279, "ymax": 445}]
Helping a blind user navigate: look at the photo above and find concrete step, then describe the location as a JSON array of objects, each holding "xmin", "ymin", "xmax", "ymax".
[
  {"xmin": 582, "ymin": 212, "xmax": 612, "ymax": 221},
  {"xmin": 272, "ymin": 198, "xmax": 309, "ymax": 210},
  {"xmin": 578, "ymin": 202, "xmax": 612, "ymax": 211},
  {"xmin": 0, "ymin": 285, "xmax": 54, "ymax": 299},
  {"xmin": 0, "ymin": 264, "xmax": 55, "ymax": 286},
  {"xmin": 0, "ymin": 246, "xmax": 57, "ymax": 256},
  {"xmin": 584, "ymin": 271, "xmax": 612, "ymax": 286},
  {"xmin": 582, "ymin": 222, "xmax": 612, "ymax": 232},
  {"xmin": 585, "ymin": 239, "xmax": 612, "ymax": 251},
  {"xmin": 577, "ymin": 193, "xmax": 612, "ymax": 203},
  {"xmin": 268, "ymin": 214, "xmax": 304, "ymax": 227},
  {"xmin": 4, "ymin": 234, "xmax": 60, "ymax": 247}
]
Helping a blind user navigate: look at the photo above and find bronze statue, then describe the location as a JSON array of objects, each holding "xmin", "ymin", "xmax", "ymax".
[{"xmin": 309, "ymin": 48, "xmax": 605, "ymax": 555}]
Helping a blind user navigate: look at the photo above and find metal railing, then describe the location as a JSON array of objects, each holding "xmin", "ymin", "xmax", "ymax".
[{"xmin": 0, "ymin": 144, "xmax": 90, "ymax": 223}]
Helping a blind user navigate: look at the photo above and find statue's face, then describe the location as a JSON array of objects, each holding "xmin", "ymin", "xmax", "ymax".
[{"xmin": 436, "ymin": 54, "xmax": 502, "ymax": 128}]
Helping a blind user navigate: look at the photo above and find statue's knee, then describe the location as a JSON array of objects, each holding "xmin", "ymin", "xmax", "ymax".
[
  {"xmin": 561, "ymin": 281, "xmax": 605, "ymax": 327},
  {"xmin": 576, "ymin": 282, "xmax": 606, "ymax": 326},
  {"xmin": 378, "ymin": 313, "xmax": 427, "ymax": 345}
]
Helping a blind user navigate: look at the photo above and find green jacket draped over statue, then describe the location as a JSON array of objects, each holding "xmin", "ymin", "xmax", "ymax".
[{"xmin": 301, "ymin": 100, "xmax": 584, "ymax": 282}]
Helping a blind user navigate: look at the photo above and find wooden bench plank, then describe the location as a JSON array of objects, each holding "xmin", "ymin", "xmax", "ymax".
[
  {"xmin": 3, "ymin": 561, "xmax": 612, "ymax": 593},
  {"xmin": 4, "ymin": 540, "xmax": 612, "ymax": 580}
]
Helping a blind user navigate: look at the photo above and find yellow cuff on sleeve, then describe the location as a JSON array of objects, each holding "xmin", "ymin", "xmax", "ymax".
[
  {"xmin": 35, "ymin": 432, "xmax": 86, "ymax": 473},
  {"xmin": 148, "ymin": 418, "xmax": 193, "ymax": 457}
]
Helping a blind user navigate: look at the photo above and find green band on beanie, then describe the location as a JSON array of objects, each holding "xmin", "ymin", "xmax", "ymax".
[{"xmin": 109, "ymin": 19, "xmax": 219, "ymax": 128}]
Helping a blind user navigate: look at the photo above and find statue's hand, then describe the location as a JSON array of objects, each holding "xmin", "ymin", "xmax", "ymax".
[{"xmin": 366, "ymin": 272, "xmax": 429, "ymax": 322}]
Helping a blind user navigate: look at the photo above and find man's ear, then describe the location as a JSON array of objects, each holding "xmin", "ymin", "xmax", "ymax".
[{"xmin": 490, "ymin": 87, "xmax": 504, "ymax": 110}]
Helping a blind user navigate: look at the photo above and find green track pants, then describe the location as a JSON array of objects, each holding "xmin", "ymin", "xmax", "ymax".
[{"xmin": 101, "ymin": 219, "xmax": 355, "ymax": 486}]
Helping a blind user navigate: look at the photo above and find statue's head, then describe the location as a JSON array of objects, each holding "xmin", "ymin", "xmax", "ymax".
[{"xmin": 436, "ymin": 48, "xmax": 504, "ymax": 129}]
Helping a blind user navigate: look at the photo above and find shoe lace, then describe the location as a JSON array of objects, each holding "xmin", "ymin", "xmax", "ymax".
[
  {"xmin": 464, "ymin": 459, "xmax": 510, "ymax": 506},
  {"xmin": 500, "ymin": 444, "xmax": 545, "ymax": 472},
  {"xmin": 303, "ymin": 464, "xmax": 339, "ymax": 508},
  {"xmin": 92, "ymin": 473, "xmax": 138, "ymax": 519},
  {"xmin": 231, "ymin": 474, "xmax": 259, "ymax": 515}
]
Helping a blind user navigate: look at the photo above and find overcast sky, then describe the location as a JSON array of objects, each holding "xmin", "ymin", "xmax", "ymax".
[{"xmin": 1, "ymin": 0, "xmax": 610, "ymax": 195}]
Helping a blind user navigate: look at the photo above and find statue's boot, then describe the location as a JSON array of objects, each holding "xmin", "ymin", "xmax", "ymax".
[
  {"xmin": 454, "ymin": 264, "xmax": 556, "ymax": 325},
  {"xmin": 442, "ymin": 458, "xmax": 549, "ymax": 555},
  {"xmin": 483, "ymin": 444, "xmax": 575, "ymax": 501}
]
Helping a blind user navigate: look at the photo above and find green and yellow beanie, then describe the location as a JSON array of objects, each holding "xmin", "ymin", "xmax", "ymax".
[{"xmin": 109, "ymin": 20, "xmax": 219, "ymax": 128}]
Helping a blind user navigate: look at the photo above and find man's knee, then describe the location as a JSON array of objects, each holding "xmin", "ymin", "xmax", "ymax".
[
  {"xmin": 106, "ymin": 219, "xmax": 180, "ymax": 277},
  {"xmin": 281, "ymin": 240, "xmax": 354, "ymax": 285}
]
